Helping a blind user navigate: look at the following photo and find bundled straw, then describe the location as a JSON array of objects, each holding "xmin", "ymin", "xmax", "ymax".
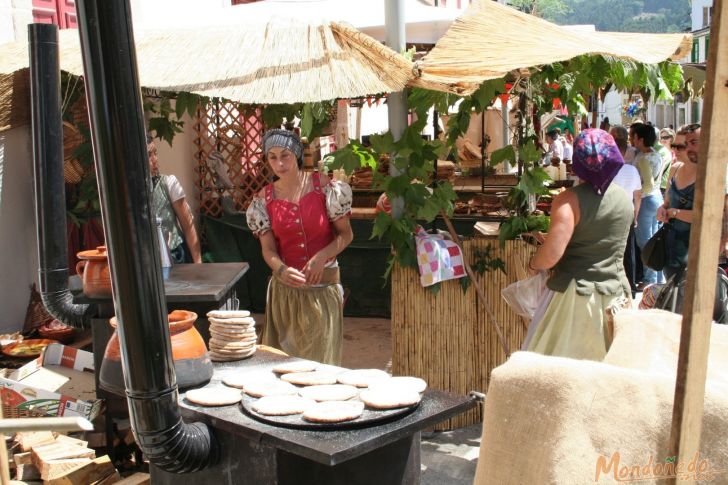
[
  {"xmin": 0, "ymin": 19, "xmax": 413, "ymax": 128},
  {"xmin": 412, "ymin": 0, "xmax": 692, "ymax": 94}
]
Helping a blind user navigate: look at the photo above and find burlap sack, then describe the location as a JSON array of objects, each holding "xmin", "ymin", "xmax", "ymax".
[{"xmin": 474, "ymin": 310, "xmax": 728, "ymax": 484}]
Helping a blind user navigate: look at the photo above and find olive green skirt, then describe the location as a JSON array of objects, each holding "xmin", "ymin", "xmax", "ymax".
[
  {"xmin": 526, "ymin": 280, "xmax": 628, "ymax": 361},
  {"xmin": 263, "ymin": 276, "xmax": 343, "ymax": 365}
]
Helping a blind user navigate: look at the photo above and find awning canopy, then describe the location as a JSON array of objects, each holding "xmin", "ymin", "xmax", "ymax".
[
  {"xmin": 0, "ymin": 19, "xmax": 414, "ymax": 131},
  {"xmin": 136, "ymin": 0, "xmax": 463, "ymax": 45},
  {"xmin": 411, "ymin": 0, "xmax": 692, "ymax": 94}
]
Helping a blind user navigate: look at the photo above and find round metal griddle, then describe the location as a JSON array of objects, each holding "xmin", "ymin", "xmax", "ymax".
[{"xmin": 240, "ymin": 393, "xmax": 419, "ymax": 430}]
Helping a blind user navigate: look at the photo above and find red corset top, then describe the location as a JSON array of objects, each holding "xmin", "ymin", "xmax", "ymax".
[{"xmin": 265, "ymin": 172, "xmax": 334, "ymax": 271}]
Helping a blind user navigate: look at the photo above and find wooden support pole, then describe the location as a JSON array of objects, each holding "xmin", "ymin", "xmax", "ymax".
[
  {"xmin": 668, "ymin": 0, "xmax": 728, "ymax": 482},
  {"xmin": 440, "ymin": 210, "xmax": 510, "ymax": 355}
]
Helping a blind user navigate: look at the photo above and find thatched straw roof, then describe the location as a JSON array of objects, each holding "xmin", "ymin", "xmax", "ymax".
[
  {"xmin": 411, "ymin": 0, "xmax": 693, "ymax": 94},
  {"xmin": 0, "ymin": 19, "xmax": 413, "ymax": 131}
]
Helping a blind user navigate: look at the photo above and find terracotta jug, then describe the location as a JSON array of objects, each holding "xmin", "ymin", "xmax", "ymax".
[
  {"xmin": 76, "ymin": 246, "xmax": 112, "ymax": 298},
  {"xmin": 99, "ymin": 310, "xmax": 213, "ymax": 396}
]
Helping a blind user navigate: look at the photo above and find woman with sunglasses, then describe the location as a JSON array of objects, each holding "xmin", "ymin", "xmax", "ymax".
[{"xmin": 656, "ymin": 124, "xmax": 699, "ymax": 280}]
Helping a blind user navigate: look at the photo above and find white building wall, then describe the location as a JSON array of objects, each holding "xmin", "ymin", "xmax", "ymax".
[
  {"xmin": 0, "ymin": 127, "xmax": 39, "ymax": 333},
  {"xmin": 155, "ymin": 112, "xmax": 201, "ymax": 232},
  {"xmin": 0, "ymin": 1, "xmax": 214, "ymax": 332},
  {"xmin": 1, "ymin": 0, "xmax": 32, "ymax": 43},
  {"xmin": 600, "ymin": 89, "xmax": 624, "ymax": 128}
]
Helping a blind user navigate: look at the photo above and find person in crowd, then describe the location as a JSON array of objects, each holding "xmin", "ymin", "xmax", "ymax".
[
  {"xmin": 148, "ymin": 135, "xmax": 202, "ymax": 264},
  {"xmin": 543, "ymin": 129, "xmax": 564, "ymax": 166},
  {"xmin": 610, "ymin": 125, "xmax": 642, "ymax": 298},
  {"xmin": 544, "ymin": 155, "xmax": 568, "ymax": 181},
  {"xmin": 621, "ymin": 120, "xmax": 642, "ymax": 166},
  {"xmin": 630, "ymin": 122, "xmax": 665, "ymax": 288},
  {"xmin": 656, "ymin": 124, "xmax": 698, "ymax": 280},
  {"xmin": 246, "ymin": 129, "xmax": 353, "ymax": 364},
  {"xmin": 561, "ymin": 131, "xmax": 573, "ymax": 168},
  {"xmin": 525, "ymin": 129, "xmax": 632, "ymax": 360},
  {"xmin": 666, "ymin": 127, "xmax": 689, "ymax": 178},
  {"xmin": 564, "ymin": 128, "xmax": 574, "ymax": 146},
  {"xmin": 657, "ymin": 127, "xmax": 675, "ymax": 194},
  {"xmin": 599, "ymin": 116, "xmax": 611, "ymax": 132}
]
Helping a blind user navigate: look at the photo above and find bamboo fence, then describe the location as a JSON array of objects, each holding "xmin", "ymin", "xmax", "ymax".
[{"xmin": 391, "ymin": 237, "xmax": 535, "ymax": 429}]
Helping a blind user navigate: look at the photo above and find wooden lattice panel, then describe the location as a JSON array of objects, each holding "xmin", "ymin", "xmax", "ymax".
[{"xmin": 194, "ymin": 101, "xmax": 272, "ymax": 217}]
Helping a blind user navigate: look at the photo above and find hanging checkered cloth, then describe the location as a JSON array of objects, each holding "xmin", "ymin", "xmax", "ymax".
[{"xmin": 415, "ymin": 226, "xmax": 466, "ymax": 287}]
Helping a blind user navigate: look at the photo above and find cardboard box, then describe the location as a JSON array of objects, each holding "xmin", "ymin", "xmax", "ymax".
[{"xmin": 0, "ymin": 344, "xmax": 102, "ymax": 420}]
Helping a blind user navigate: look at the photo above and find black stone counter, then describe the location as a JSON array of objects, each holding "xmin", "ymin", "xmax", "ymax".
[{"xmin": 178, "ymin": 349, "xmax": 477, "ymax": 467}]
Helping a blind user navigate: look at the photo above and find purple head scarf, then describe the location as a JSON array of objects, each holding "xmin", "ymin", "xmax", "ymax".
[{"xmin": 571, "ymin": 128, "xmax": 624, "ymax": 195}]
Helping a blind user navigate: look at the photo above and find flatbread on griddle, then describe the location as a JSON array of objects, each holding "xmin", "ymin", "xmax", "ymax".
[
  {"xmin": 302, "ymin": 401, "xmax": 365, "ymax": 423},
  {"xmin": 359, "ymin": 389, "xmax": 421, "ymax": 410},
  {"xmin": 244, "ymin": 380, "xmax": 298, "ymax": 398},
  {"xmin": 222, "ymin": 371, "xmax": 277, "ymax": 389},
  {"xmin": 298, "ymin": 384, "xmax": 359, "ymax": 402},
  {"xmin": 337, "ymin": 369, "xmax": 390, "ymax": 388},
  {"xmin": 368, "ymin": 376, "xmax": 427, "ymax": 394},
  {"xmin": 186, "ymin": 387, "xmax": 242, "ymax": 407},
  {"xmin": 251, "ymin": 395, "xmax": 316, "ymax": 416},
  {"xmin": 272, "ymin": 360, "xmax": 319, "ymax": 374},
  {"xmin": 280, "ymin": 372, "xmax": 338, "ymax": 386}
]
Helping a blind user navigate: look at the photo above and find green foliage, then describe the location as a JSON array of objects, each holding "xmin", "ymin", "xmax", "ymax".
[
  {"xmin": 489, "ymin": 145, "xmax": 516, "ymax": 168},
  {"xmin": 145, "ymin": 95, "xmax": 185, "ymax": 145},
  {"xmin": 529, "ymin": 55, "xmax": 684, "ymax": 116},
  {"xmin": 558, "ymin": 0, "xmax": 690, "ymax": 33},
  {"xmin": 327, "ymin": 141, "xmax": 377, "ymax": 174},
  {"xmin": 261, "ymin": 101, "xmax": 335, "ymax": 139},
  {"xmin": 507, "ymin": 0, "xmax": 570, "ymax": 19},
  {"xmin": 459, "ymin": 244, "xmax": 507, "ymax": 292}
]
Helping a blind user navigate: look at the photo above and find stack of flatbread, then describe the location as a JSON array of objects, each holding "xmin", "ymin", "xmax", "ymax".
[{"xmin": 206, "ymin": 310, "xmax": 257, "ymax": 362}]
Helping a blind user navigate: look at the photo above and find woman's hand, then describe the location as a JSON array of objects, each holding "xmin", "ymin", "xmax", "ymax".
[
  {"xmin": 280, "ymin": 265, "xmax": 307, "ymax": 287},
  {"xmin": 303, "ymin": 253, "xmax": 327, "ymax": 285},
  {"xmin": 527, "ymin": 263, "xmax": 540, "ymax": 277},
  {"xmin": 656, "ymin": 205, "xmax": 669, "ymax": 223}
]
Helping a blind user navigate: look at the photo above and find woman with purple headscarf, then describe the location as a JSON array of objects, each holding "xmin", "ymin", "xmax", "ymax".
[{"xmin": 524, "ymin": 129, "xmax": 633, "ymax": 360}]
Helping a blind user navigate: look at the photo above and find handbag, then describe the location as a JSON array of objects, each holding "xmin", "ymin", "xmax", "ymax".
[{"xmin": 641, "ymin": 222, "xmax": 671, "ymax": 271}]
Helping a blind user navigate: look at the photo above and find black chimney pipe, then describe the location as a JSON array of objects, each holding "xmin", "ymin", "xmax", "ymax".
[
  {"xmin": 29, "ymin": 23, "xmax": 93, "ymax": 330},
  {"xmin": 73, "ymin": 0, "xmax": 218, "ymax": 473}
]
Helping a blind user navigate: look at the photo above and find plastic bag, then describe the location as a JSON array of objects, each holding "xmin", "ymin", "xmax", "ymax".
[{"xmin": 501, "ymin": 271, "xmax": 549, "ymax": 319}]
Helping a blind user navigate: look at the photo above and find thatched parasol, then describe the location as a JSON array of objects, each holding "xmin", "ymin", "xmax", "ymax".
[
  {"xmin": 0, "ymin": 19, "xmax": 414, "ymax": 131},
  {"xmin": 411, "ymin": 0, "xmax": 692, "ymax": 95}
]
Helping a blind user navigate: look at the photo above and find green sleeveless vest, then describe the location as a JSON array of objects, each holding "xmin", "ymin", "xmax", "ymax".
[
  {"xmin": 152, "ymin": 175, "xmax": 184, "ymax": 252},
  {"xmin": 547, "ymin": 183, "xmax": 632, "ymax": 296}
]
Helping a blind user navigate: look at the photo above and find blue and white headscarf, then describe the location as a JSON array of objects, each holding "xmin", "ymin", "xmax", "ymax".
[{"xmin": 262, "ymin": 129, "xmax": 304, "ymax": 165}]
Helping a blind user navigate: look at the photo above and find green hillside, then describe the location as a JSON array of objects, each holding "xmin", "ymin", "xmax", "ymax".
[{"xmin": 508, "ymin": 0, "xmax": 692, "ymax": 33}]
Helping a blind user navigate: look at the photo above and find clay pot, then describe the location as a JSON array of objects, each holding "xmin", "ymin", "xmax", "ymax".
[
  {"xmin": 99, "ymin": 310, "xmax": 213, "ymax": 396},
  {"xmin": 76, "ymin": 246, "xmax": 112, "ymax": 298}
]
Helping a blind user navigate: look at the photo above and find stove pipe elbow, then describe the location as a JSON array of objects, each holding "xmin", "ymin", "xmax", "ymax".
[{"xmin": 29, "ymin": 24, "xmax": 91, "ymax": 330}]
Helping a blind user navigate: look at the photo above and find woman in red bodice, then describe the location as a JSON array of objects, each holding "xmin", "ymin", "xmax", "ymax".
[{"xmin": 246, "ymin": 129, "xmax": 353, "ymax": 364}]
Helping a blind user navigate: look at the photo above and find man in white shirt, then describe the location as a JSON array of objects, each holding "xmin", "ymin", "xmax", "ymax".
[
  {"xmin": 543, "ymin": 130, "xmax": 564, "ymax": 166},
  {"xmin": 561, "ymin": 135, "xmax": 573, "ymax": 163},
  {"xmin": 609, "ymin": 126, "xmax": 642, "ymax": 298}
]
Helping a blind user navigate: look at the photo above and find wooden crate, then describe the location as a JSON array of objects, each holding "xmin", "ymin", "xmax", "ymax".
[{"xmin": 391, "ymin": 238, "xmax": 534, "ymax": 430}]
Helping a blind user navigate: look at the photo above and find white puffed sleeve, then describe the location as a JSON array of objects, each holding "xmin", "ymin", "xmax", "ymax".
[
  {"xmin": 245, "ymin": 196, "xmax": 271, "ymax": 236},
  {"xmin": 323, "ymin": 180, "xmax": 353, "ymax": 221}
]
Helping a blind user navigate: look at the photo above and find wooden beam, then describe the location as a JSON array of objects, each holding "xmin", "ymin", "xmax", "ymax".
[{"xmin": 668, "ymin": 0, "xmax": 728, "ymax": 483}]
